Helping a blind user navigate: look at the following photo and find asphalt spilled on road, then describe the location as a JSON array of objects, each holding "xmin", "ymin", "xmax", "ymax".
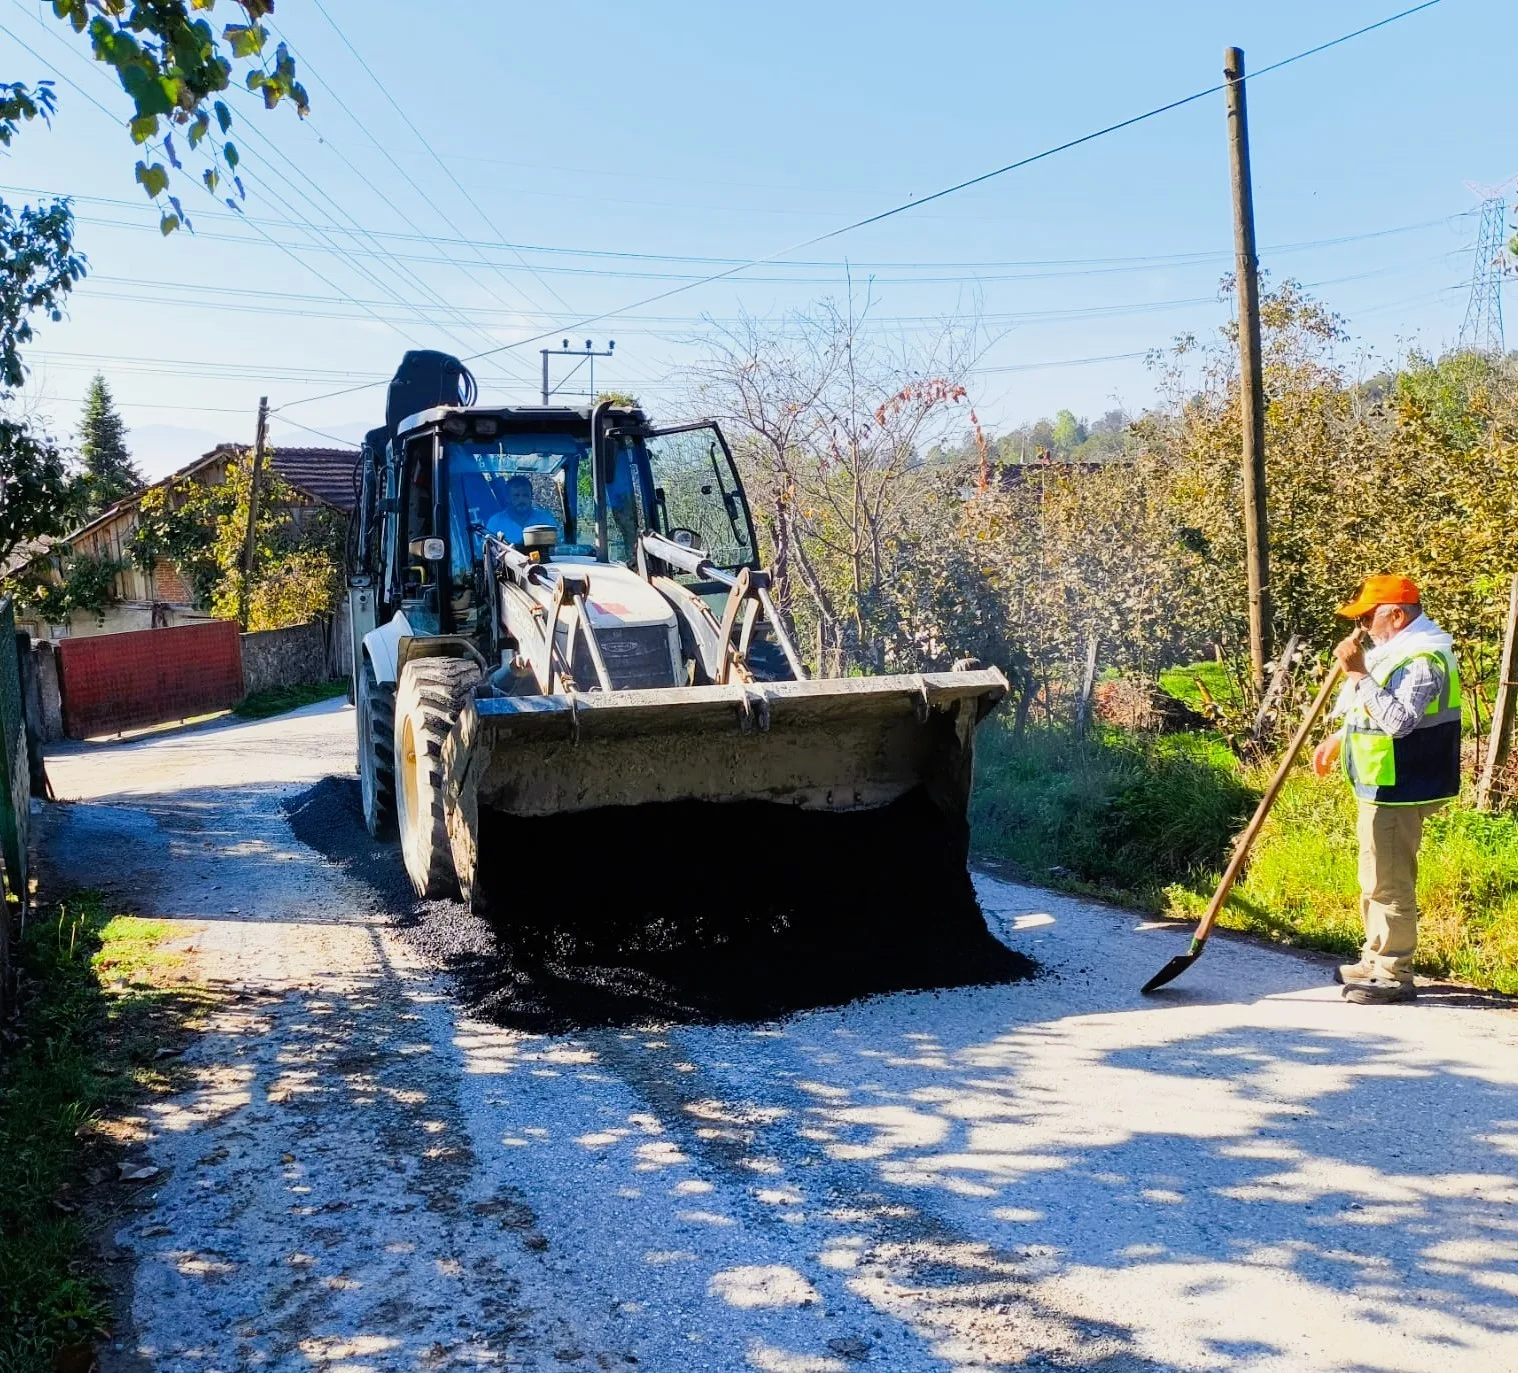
[{"xmin": 285, "ymin": 777, "xmax": 1034, "ymax": 1032}]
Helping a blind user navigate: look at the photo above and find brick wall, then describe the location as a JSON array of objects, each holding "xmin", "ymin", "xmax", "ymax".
[
  {"xmin": 151, "ymin": 557, "xmax": 192, "ymax": 605},
  {"xmin": 56, "ymin": 620, "xmax": 244, "ymax": 738}
]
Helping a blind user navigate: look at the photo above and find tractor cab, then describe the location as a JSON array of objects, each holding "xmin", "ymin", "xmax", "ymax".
[{"xmin": 356, "ymin": 395, "xmax": 761, "ymax": 645}]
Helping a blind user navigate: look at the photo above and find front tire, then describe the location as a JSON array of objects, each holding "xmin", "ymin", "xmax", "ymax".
[
  {"xmin": 358, "ymin": 657, "xmax": 397, "ymax": 839},
  {"xmin": 395, "ymin": 656, "xmax": 482, "ymax": 898}
]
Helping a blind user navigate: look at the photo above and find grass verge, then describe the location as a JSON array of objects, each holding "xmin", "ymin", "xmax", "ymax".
[
  {"xmin": 971, "ymin": 715, "xmax": 1518, "ymax": 993},
  {"xmin": 970, "ymin": 719, "xmax": 1255, "ymax": 906},
  {"xmin": 0, "ymin": 893, "xmax": 218, "ymax": 1370},
  {"xmin": 234, "ymin": 678, "xmax": 349, "ymax": 720}
]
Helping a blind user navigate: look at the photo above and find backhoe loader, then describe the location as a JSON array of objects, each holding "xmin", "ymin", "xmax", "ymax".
[{"xmin": 347, "ymin": 351, "xmax": 1008, "ymax": 918}]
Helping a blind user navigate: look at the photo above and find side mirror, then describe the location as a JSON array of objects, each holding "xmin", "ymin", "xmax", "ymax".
[{"xmin": 409, "ymin": 536, "xmax": 445, "ymax": 561}]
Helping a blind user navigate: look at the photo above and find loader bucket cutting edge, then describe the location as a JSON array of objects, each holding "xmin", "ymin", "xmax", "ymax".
[{"xmin": 452, "ymin": 669, "xmax": 1008, "ymax": 818}]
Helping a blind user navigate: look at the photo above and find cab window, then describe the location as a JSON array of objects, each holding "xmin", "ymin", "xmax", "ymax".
[
  {"xmin": 643, "ymin": 426, "xmax": 755, "ymax": 573},
  {"xmin": 402, "ymin": 438, "xmax": 440, "ymax": 633}
]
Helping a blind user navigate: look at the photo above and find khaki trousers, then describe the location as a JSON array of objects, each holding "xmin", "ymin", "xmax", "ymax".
[{"xmin": 1355, "ymin": 800, "xmax": 1445, "ymax": 981}]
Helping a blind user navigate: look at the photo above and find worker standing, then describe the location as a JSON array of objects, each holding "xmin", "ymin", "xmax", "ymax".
[{"xmin": 1311, "ymin": 576, "xmax": 1462, "ymax": 1004}]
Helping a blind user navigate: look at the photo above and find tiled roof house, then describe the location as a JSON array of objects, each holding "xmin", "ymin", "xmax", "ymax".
[{"xmin": 13, "ymin": 444, "xmax": 356, "ymax": 640}]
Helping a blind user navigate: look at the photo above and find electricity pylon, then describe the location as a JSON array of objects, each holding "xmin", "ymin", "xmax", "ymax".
[{"xmin": 1459, "ymin": 188, "xmax": 1512, "ymax": 355}]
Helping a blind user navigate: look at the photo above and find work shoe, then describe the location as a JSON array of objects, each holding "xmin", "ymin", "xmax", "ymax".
[
  {"xmin": 1343, "ymin": 978, "xmax": 1417, "ymax": 1005},
  {"xmin": 1335, "ymin": 960, "xmax": 1377, "ymax": 986}
]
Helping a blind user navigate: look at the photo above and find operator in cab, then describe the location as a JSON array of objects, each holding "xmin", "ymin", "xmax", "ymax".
[{"xmin": 487, "ymin": 474, "xmax": 560, "ymax": 544}]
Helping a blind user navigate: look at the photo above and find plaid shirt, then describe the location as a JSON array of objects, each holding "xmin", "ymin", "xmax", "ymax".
[{"xmin": 1351, "ymin": 654, "xmax": 1443, "ymax": 739}]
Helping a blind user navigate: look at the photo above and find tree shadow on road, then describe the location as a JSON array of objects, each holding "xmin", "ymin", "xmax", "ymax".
[{"xmin": 636, "ymin": 998, "xmax": 1518, "ymax": 1370}]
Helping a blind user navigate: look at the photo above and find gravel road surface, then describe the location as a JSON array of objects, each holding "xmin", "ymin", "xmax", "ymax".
[{"xmin": 41, "ymin": 699, "xmax": 1518, "ymax": 1372}]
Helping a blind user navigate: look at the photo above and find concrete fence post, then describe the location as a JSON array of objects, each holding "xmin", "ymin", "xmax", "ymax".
[
  {"xmin": 15, "ymin": 632, "xmax": 48, "ymax": 797},
  {"xmin": 0, "ymin": 600, "xmax": 30, "ymax": 1009}
]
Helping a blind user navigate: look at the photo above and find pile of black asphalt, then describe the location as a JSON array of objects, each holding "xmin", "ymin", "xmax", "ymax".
[{"xmin": 286, "ymin": 777, "xmax": 1034, "ymax": 1033}]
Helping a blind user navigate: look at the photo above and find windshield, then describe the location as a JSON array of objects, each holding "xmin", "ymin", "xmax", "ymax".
[{"xmin": 444, "ymin": 434, "xmax": 593, "ymax": 565}]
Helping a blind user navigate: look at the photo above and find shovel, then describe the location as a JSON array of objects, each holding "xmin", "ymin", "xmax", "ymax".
[{"xmin": 1140, "ymin": 659, "xmax": 1345, "ymax": 994}]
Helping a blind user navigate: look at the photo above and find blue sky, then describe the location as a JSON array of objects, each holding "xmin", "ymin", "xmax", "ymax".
[{"xmin": 1, "ymin": 0, "xmax": 1513, "ymax": 477}]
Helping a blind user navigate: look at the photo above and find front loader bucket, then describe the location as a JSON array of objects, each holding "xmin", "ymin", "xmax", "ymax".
[{"xmin": 442, "ymin": 669, "xmax": 1008, "ymax": 925}]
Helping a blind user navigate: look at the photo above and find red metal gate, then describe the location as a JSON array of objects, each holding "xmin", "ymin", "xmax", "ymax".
[{"xmin": 56, "ymin": 621, "xmax": 244, "ymax": 738}]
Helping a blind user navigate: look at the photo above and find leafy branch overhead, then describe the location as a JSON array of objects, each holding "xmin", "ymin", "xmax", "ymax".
[
  {"xmin": 0, "ymin": 197, "xmax": 86, "ymax": 389},
  {"xmin": 32, "ymin": 0, "xmax": 310, "ymax": 234},
  {"xmin": 0, "ymin": 78, "xmax": 57, "ymax": 147}
]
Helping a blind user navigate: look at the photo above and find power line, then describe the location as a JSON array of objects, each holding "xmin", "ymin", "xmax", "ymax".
[
  {"xmin": 275, "ymin": 0, "xmax": 1445, "ymax": 414},
  {"xmin": 38, "ymin": 248, "xmax": 1453, "ymax": 388},
  {"xmin": 27, "ymin": 351, "xmax": 390, "ymax": 384},
  {"xmin": 69, "ymin": 281, "xmax": 1228, "ymax": 329},
  {"xmin": 57, "ymin": 212, "xmax": 1470, "ymax": 286},
  {"xmin": 267, "ymin": 413, "xmax": 360, "ymax": 447},
  {"xmin": 251, "ymin": 22, "xmax": 552, "ymax": 373},
  {"xmin": 57, "ymin": 213, "xmax": 1461, "ymax": 287},
  {"xmin": 0, "ymin": 16, "xmax": 126, "ymax": 124},
  {"xmin": 6, "ymin": 3, "xmax": 1451, "ymax": 418},
  {"xmin": 297, "ymin": 0, "xmax": 574, "ymax": 317},
  {"xmin": 810, "ymin": 5, "xmax": 1447, "ymax": 245},
  {"xmin": 225, "ymin": 113, "xmax": 536, "ymax": 379},
  {"xmin": 24, "ymin": 397, "xmax": 253, "ymax": 415},
  {"xmin": 5, "ymin": 179, "xmax": 1467, "ymax": 277},
  {"xmin": 0, "ymin": 6, "xmax": 457, "ymax": 360},
  {"xmin": 7, "ymin": 1, "xmax": 550, "ymax": 388}
]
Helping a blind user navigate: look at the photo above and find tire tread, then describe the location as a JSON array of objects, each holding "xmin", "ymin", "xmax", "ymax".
[
  {"xmin": 360, "ymin": 658, "xmax": 397, "ymax": 838},
  {"xmin": 396, "ymin": 656, "xmax": 481, "ymax": 897}
]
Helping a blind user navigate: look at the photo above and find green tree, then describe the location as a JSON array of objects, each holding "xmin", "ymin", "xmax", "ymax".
[
  {"xmin": 0, "ymin": 196, "xmax": 86, "ymax": 568},
  {"xmin": 10, "ymin": 547, "xmax": 127, "ymax": 626},
  {"xmin": 1, "ymin": 77, "xmax": 57, "ymax": 147},
  {"xmin": 77, "ymin": 373, "xmax": 142, "ymax": 515},
  {"xmin": 129, "ymin": 475, "xmax": 235, "ymax": 606},
  {"xmin": 0, "ymin": 417, "xmax": 73, "ymax": 568},
  {"xmin": 210, "ymin": 454, "xmax": 345, "ymax": 631},
  {"xmin": 1051, "ymin": 409, "xmax": 1087, "ymax": 453},
  {"xmin": 0, "ymin": 197, "xmax": 85, "ymax": 390}
]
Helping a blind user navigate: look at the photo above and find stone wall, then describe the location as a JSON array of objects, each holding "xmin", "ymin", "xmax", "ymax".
[
  {"xmin": 240, "ymin": 621, "xmax": 329, "ymax": 697},
  {"xmin": 24, "ymin": 638, "xmax": 64, "ymax": 744}
]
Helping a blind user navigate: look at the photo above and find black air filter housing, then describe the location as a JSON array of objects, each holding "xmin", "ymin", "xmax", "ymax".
[{"xmin": 385, "ymin": 350, "xmax": 477, "ymax": 445}]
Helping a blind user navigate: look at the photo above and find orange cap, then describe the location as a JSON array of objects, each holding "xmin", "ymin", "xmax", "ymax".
[{"xmin": 1336, "ymin": 574, "xmax": 1421, "ymax": 618}]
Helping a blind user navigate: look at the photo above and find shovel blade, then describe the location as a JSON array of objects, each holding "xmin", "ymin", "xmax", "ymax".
[{"xmin": 1140, "ymin": 949, "xmax": 1200, "ymax": 995}]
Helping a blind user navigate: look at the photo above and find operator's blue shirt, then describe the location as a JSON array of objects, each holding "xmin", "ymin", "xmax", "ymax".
[{"xmin": 487, "ymin": 506, "xmax": 560, "ymax": 542}]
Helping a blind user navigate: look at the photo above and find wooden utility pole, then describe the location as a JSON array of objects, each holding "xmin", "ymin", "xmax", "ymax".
[
  {"xmin": 1476, "ymin": 572, "xmax": 1518, "ymax": 811},
  {"xmin": 238, "ymin": 396, "xmax": 270, "ymax": 631},
  {"xmin": 1225, "ymin": 46, "xmax": 1271, "ymax": 690}
]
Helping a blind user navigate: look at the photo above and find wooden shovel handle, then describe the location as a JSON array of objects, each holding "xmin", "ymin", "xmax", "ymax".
[{"xmin": 1192, "ymin": 662, "xmax": 1345, "ymax": 945}]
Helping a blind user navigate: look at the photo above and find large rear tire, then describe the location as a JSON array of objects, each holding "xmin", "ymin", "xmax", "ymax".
[
  {"xmin": 357, "ymin": 657, "xmax": 397, "ymax": 839},
  {"xmin": 395, "ymin": 656, "xmax": 482, "ymax": 898}
]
